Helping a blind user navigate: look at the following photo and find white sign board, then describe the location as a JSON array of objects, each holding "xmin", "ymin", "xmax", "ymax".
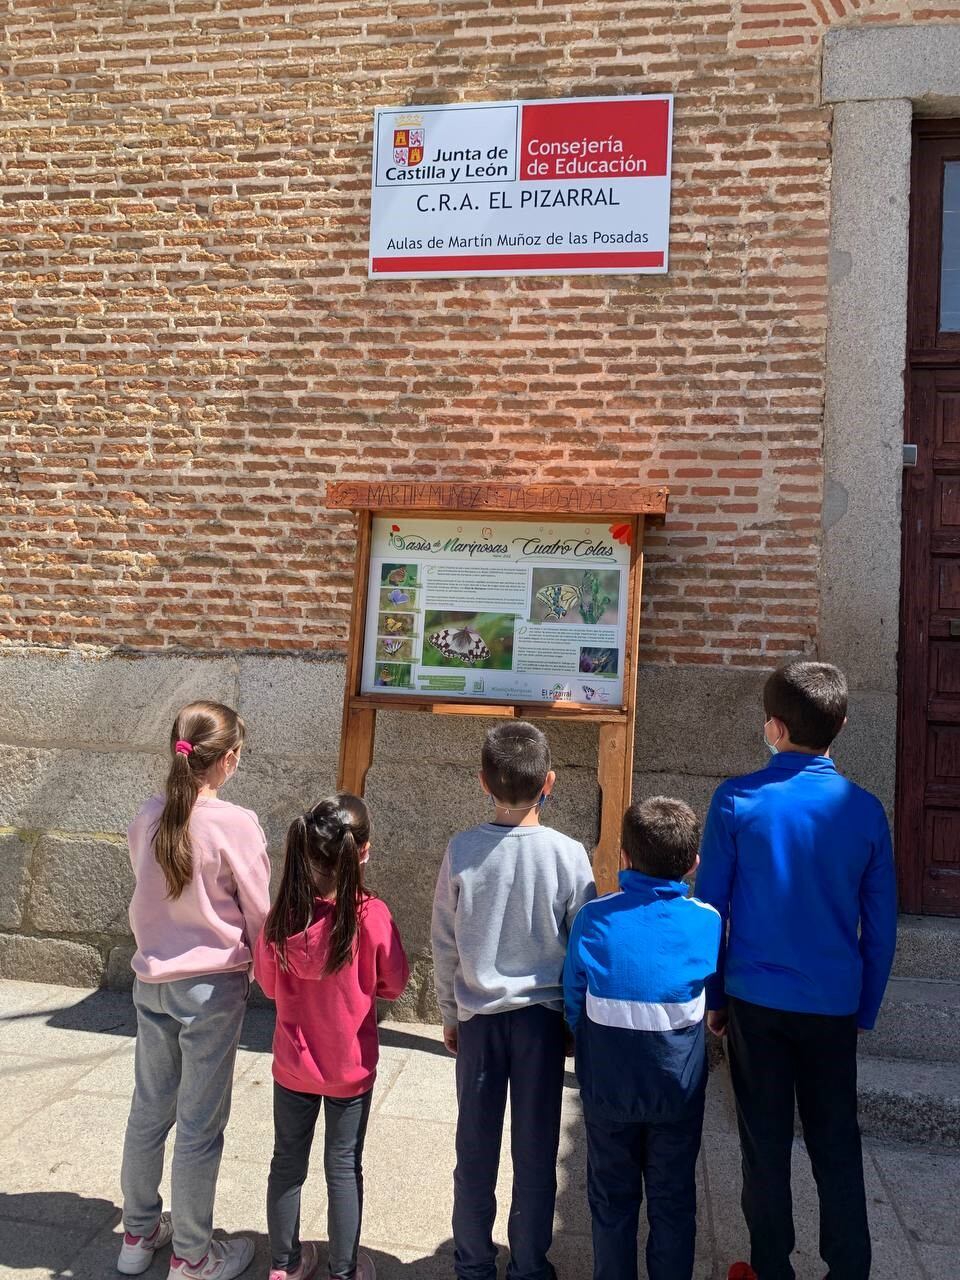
[
  {"xmin": 360, "ymin": 515, "xmax": 630, "ymax": 706},
  {"xmin": 369, "ymin": 95, "xmax": 673, "ymax": 279}
]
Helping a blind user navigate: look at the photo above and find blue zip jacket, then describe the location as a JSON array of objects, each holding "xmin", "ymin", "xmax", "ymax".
[
  {"xmin": 563, "ymin": 870, "xmax": 721, "ymax": 1122},
  {"xmin": 695, "ymin": 753, "xmax": 898, "ymax": 1029}
]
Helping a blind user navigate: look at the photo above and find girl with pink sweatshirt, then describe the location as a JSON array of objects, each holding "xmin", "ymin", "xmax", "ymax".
[
  {"xmin": 255, "ymin": 793, "xmax": 409, "ymax": 1280},
  {"xmin": 118, "ymin": 701, "xmax": 271, "ymax": 1280}
]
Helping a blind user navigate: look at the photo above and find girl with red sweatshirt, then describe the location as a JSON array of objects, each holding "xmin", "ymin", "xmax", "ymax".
[{"xmin": 255, "ymin": 793, "xmax": 409, "ymax": 1280}]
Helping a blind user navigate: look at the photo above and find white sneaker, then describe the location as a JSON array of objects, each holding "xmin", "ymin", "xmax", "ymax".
[
  {"xmin": 168, "ymin": 1238, "xmax": 255, "ymax": 1280},
  {"xmin": 118, "ymin": 1214, "xmax": 174, "ymax": 1275},
  {"xmin": 355, "ymin": 1253, "xmax": 376, "ymax": 1280}
]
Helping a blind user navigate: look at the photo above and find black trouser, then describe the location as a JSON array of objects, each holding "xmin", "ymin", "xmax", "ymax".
[
  {"xmin": 584, "ymin": 1090, "xmax": 704, "ymax": 1280},
  {"xmin": 727, "ymin": 997, "xmax": 870, "ymax": 1280},
  {"xmin": 266, "ymin": 1082, "xmax": 373, "ymax": 1279},
  {"xmin": 452, "ymin": 1005, "xmax": 565, "ymax": 1280}
]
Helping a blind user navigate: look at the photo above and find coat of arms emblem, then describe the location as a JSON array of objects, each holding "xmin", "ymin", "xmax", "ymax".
[{"xmin": 393, "ymin": 127, "xmax": 424, "ymax": 167}]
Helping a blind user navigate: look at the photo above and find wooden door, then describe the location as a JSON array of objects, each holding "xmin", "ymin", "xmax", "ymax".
[{"xmin": 897, "ymin": 123, "xmax": 960, "ymax": 915}]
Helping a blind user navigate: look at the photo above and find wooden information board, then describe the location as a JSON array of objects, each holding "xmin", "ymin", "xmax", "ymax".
[{"xmin": 326, "ymin": 481, "xmax": 668, "ymax": 893}]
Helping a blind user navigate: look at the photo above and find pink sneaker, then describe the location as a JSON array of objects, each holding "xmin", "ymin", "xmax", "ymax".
[
  {"xmin": 168, "ymin": 1238, "xmax": 255, "ymax": 1280},
  {"xmin": 268, "ymin": 1242, "xmax": 320, "ymax": 1280},
  {"xmin": 118, "ymin": 1214, "xmax": 174, "ymax": 1275},
  {"xmin": 355, "ymin": 1254, "xmax": 376, "ymax": 1280}
]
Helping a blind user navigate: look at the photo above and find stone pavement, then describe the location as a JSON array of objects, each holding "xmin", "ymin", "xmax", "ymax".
[{"xmin": 1, "ymin": 981, "xmax": 959, "ymax": 1280}]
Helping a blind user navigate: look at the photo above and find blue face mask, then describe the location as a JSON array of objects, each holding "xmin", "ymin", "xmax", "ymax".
[{"xmin": 763, "ymin": 720, "xmax": 781, "ymax": 755}]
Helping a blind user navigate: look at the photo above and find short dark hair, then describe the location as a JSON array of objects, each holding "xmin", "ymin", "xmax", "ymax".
[
  {"xmin": 481, "ymin": 721, "xmax": 551, "ymax": 806},
  {"xmin": 622, "ymin": 796, "xmax": 700, "ymax": 881},
  {"xmin": 763, "ymin": 660, "xmax": 848, "ymax": 750}
]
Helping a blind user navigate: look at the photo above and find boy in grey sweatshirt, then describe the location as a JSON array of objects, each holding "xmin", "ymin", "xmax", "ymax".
[{"xmin": 431, "ymin": 721, "xmax": 595, "ymax": 1280}]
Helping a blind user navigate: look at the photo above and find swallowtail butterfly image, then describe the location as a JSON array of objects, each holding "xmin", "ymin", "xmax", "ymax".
[
  {"xmin": 382, "ymin": 637, "xmax": 405, "ymax": 655},
  {"xmin": 427, "ymin": 625, "xmax": 491, "ymax": 665},
  {"xmin": 535, "ymin": 583, "xmax": 582, "ymax": 622}
]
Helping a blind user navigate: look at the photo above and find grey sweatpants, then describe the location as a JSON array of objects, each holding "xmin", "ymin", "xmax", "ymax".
[
  {"xmin": 121, "ymin": 971, "xmax": 248, "ymax": 1263},
  {"xmin": 267, "ymin": 1082, "xmax": 373, "ymax": 1279}
]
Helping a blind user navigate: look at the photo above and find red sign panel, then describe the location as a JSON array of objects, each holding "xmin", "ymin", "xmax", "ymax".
[{"xmin": 519, "ymin": 99, "xmax": 670, "ymax": 182}]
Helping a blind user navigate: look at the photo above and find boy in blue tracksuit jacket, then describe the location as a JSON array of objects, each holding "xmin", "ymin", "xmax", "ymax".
[
  {"xmin": 564, "ymin": 796, "xmax": 720, "ymax": 1280},
  {"xmin": 696, "ymin": 661, "xmax": 898, "ymax": 1280}
]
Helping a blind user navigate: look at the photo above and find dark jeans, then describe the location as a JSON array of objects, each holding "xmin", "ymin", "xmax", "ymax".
[
  {"xmin": 267, "ymin": 1082, "xmax": 373, "ymax": 1279},
  {"xmin": 727, "ymin": 997, "xmax": 871, "ymax": 1280},
  {"xmin": 584, "ymin": 1088, "xmax": 704, "ymax": 1280},
  {"xmin": 453, "ymin": 1005, "xmax": 566, "ymax": 1280}
]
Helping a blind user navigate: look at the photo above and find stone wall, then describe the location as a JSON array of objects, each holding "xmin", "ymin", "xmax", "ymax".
[{"xmin": 0, "ymin": 645, "xmax": 886, "ymax": 1010}]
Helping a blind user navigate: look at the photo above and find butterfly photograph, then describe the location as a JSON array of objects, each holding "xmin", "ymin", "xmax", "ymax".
[
  {"xmin": 379, "ymin": 612, "xmax": 414, "ymax": 637},
  {"xmin": 379, "ymin": 586, "xmax": 418, "ymax": 612},
  {"xmin": 579, "ymin": 646, "xmax": 618, "ymax": 676},
  {"xmin": 380, "ymin": 563, "xmax": 420, "ymax": 589},
  {"xmin": 374, "ymin": 662, "xmax": 413, "ymax": 689},
  {"xmin": 530, "ymin": 568, "xmax": 621, "ymax": 626},
  {"xmin": 375, "ymin": 635, "xmax": 411, "ymax": 662},
  {"xmin": 422, "ymin": 611, "xmax": 515, "ymax": 671}
]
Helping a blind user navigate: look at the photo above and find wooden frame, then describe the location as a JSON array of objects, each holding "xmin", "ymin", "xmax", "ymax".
[{"xmin": 327, "ymin": 481, "xmax": 668, "ymax": 893}]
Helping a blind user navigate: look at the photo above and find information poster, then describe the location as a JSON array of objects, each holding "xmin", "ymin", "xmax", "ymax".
[
  {"xmin": 360, "ymin": 516, "xmax": 631, "ymax": 706},
  {"xmin": 369, "ymin": 95, "xmax": 673, "ymax": 279}
]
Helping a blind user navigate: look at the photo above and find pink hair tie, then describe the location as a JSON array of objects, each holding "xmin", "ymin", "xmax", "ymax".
[{"xmin": 174, "ymin": 739, "xmax": 193, "ymax": 756}]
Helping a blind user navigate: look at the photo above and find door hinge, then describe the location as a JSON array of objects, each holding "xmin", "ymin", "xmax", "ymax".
[{"xmin": 903, "ymin": 444, "xmax": 918, "ymax": 467}]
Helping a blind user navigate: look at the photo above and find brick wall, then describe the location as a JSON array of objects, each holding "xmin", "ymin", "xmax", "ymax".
[{"xmin": 2, "ymin": 0, "xmax": 949, "ymax": 667}]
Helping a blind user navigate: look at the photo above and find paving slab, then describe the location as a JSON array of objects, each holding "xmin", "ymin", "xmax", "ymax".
[
  {"xmin": 870, "ymin": 1145, "xmax": 960, "ymax": 1245},
  {"xmin": 0, "ymin": 987, "xmax": 136, "ymax": 1061},
  {"xmin": 0, "ymin": 1053, "xmax": 106, "ymax": 1139},
  {"xmin": 917, "ymin": 1242, "xmax": 960, "ymax": 1280},
  {"xmin": 376, "ymin": 1047, "xmax": 459, "ymax": 1125}
]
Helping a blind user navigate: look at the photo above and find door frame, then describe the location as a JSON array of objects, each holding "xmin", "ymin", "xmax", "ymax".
[{"xmin": 820, "ymin": 28, "xmax": 960, "ymax": 914}]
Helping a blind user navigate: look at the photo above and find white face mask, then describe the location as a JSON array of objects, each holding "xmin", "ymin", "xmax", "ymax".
[{"xmin": 763, "ymin": 719, "xmax": 782, "ymax": 756}]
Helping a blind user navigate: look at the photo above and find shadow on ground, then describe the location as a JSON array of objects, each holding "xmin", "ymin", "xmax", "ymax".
[{"xmin": 28, "ymin": 990, "xmax": 579, "ymax": 1086}]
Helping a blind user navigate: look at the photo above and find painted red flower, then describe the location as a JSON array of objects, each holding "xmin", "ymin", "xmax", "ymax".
[
  {"xmin": 391, "ymin": 524, "xmax": 400, "ymax": 532},
  {"xmin": 609, "ymin": 522, "xmax": 632, "ymax": 546}
]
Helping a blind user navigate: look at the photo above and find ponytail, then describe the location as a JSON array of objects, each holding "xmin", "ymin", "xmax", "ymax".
[
  {"xmin": 264, "ymin": 792, "xmax": 371, "ymax": 975},
  {"xmin": 328, "ymin": 826, "xmax": 362, "ymax": 976},
  {"xmin": 264, "ymin": 815, "xmax": 317, "ymax": 970},
  {"xmin": 153, "ymin": 700, "xmax": 245, "ymax": 899},
  {"xmin": 154, "ymin": 751, "xmax": 200, "ymax": 899}
]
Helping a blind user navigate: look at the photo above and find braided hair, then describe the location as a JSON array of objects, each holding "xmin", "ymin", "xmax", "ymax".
[{"xmin": 264, "ymin": 793, "xmax": 371, "ymax": 974}]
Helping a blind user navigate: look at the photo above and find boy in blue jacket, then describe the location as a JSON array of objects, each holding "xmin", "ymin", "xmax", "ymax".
[
  {"xmin": 564, "ymin": 796, "xmax": 721, "ymax": 1280},
  {"xmin": 696, "ymin": 660, "xmax": 898, "ymax": 1280}
]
